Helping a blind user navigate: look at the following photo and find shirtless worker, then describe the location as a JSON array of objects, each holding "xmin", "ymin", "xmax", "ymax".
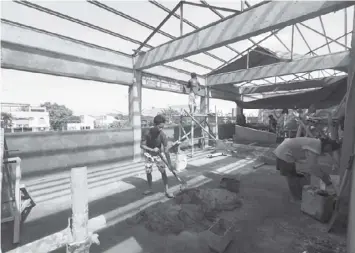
[
  {"xmin": 140, "ymin": 114, "xmax": 174, "ymax": 198},
  {"xmin": 186, "ymin": 72, "xmax": 201, "ymax": 114},
  {"xmin": 273, "ymin": 137, "xmax": 340, "ymax": 199}
]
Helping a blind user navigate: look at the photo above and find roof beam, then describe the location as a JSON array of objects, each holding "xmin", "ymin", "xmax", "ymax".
[
  {"xmin": 240, "ymin": 75, "xmax": 347, "ymax": 94},
  {"xmin": 207, "ymin": 51, "xmax": 350, "ymax": 86},
  {"xmin": 1, "ymin": 20, "xmax": 204, "ymax": 90},
  {"xmin": 135, "ymin": 1, "xmax": 353, "ymax": 70}
]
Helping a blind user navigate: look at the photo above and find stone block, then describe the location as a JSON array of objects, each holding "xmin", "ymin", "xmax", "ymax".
[
  {"xmin": 219, "ymin": 177, "xmax": 240, "ymax": 194},
  {"xmin": 200, "ymin": 218, "xmax": 236, "ymax": 253},
  {"xmin": 301, "ymin": 185, "xmax": 335, "ymax": 223}
]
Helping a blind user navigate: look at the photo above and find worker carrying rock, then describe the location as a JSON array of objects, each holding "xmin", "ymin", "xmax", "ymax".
[
  {"xmin": 273, "ymin": 137, "xmax": 341, "ymax": 199},
  {"xmin": 184, "ymin": 72, "xmax": 202, "ymax": 114}
]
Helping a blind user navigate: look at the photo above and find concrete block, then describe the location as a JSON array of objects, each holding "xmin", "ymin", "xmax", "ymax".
[
  {"xmin": 219, "ymin": 177, "xmax": 240, "ymax": 194},
  {"xmin": 200, "ymin": 218, "xmax": 236, "ymax": 253},
  {"xmin": 301, "ymin": 185, "xmax": 335, "ymax": 223}
]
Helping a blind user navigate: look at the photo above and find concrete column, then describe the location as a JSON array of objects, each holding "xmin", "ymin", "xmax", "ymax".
[
  {"xmin": 345, "ymin": 11, "xmax": 355, "ymax": 253},
  {"xmin": 235, "ymin": 94, "xmax": 244, "ymax": 125},
  {"xmin": 129, "ymin": 69, "xmax": 142, "ymax": 162},
  {"xmin": 200, "ymin": 85, "xmax": 209, "ymax": 148}
]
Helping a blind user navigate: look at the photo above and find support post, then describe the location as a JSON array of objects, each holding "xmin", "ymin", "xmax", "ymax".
[
  {"xmin": 291, "ymin": 25, "xmax": 294, "ymax": 61},
  {"xmin": 67, "ymin": 167, "xmax": 96, "ymax": 253},
  {"xmin": 129, "ymin": 65, "xmax": 142, "ymax": 161},
  {"xmin": 0, "ymin": 128, "xmax": 3, "ymax": 253},
  {"xmin": 215, "ymin": 106, "xmax": 219, "ymax": 140},
  {"xmin": 200, "ymin": 85, "xmax": 210, "ymax": 148},
  {"xmin": 191, "ymin": 119, "xmax": 194, "ymax": 157},
  {"xmin": 346, "ymin": 11, "xmax": 355, "ymax": 253}
]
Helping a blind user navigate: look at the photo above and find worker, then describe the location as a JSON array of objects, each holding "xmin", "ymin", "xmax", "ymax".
[
  {"xmin": 273, "ymin": 137, "xmax": 341, "ymax": 199},
  {"xmin": 140, "ymin": 114, "xmax": 174, "ymax": 198},
  {"xmin": 185, "ymin": 72, "xmax": 201, "ymax": 114},
  {"xmin": 268, "ymin": 115, "xmax": 277, "ymax": 133}
]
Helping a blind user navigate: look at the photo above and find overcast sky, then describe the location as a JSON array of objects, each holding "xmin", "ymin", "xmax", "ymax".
[{"xmin": 1, "ymin": 1, "xmax": 353, "ymax": 116}]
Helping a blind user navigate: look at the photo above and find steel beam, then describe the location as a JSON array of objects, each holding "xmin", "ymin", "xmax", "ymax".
[
  {"xmin": 135, "ymin": 1, "xmax": 353, "ymax": 69},
  {"xmin": 241, "ymin": 75, "xmax": 347, "ymax": 94},
  {"xmin": 209, "ymin": 87, "xmax": 239, "ymax": 101},
  {"xmin": 1, "ymin": 42, "xmax": 134, "ymax": 85},
  {"xmin": 1, "ymin": 20, "xmax": 205, "ymax": 92},
  {"xmin": 207, "ymin": 51, "xmax": 350, "ymax": 86}
]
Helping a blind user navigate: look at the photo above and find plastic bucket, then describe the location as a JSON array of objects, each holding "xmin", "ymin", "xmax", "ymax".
[{"xmin": 175, "ymin": 153, "xmax": 187, "ymax": 172}]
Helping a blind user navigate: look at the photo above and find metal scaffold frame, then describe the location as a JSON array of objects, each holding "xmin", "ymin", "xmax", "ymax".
[{"xmin": 173, "ymin": 106, "xmax": 219, "ymax": 157}]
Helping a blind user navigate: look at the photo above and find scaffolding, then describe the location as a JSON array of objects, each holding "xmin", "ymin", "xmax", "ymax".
[{"xmin": 173, "ymin": 107, "xmax": 219, "ymax": 157}]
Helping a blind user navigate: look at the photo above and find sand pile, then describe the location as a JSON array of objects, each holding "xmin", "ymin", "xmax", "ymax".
[
  {"xmin": 175, "ymin": 188, "xmax": 242, "ymax": 212},
  {"xmin": 127, "ymin": 188, "xmax": 242, "ymax": 235}
]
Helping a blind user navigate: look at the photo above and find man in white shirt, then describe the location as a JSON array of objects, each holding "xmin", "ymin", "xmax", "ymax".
[{"xmin": 274, "ymin": 137, "xmax": 341, "ymax": 199}]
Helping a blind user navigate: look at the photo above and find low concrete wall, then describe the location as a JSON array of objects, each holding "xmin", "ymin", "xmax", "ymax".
[
  {"xmin": 234, "ymin": 125, "xmax": 277, "ymax": 144},
  {"xmin": 5, "ymin": 128, "xmax": 134, "ymax": 178},
  {"xmin": 5, "ymin": 123, "xmax": 232, "ymax": 179}
]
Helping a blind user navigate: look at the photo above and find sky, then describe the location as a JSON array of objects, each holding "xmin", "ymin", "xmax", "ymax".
[{"xmin": 1, "ymin": 1, "xmax": 353, "ymax": 116}]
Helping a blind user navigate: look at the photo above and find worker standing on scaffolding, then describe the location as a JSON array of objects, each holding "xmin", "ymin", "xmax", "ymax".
[{"xmin": 185, "ymin": 72, "xmax": 201, "ymax": 114}]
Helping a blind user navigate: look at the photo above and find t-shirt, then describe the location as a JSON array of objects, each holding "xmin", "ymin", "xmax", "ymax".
[
  {"xmin": 141, "ymin": 127, "xmax": 168, "ymax": 154},
  {"xmin": 273, "ymin": 137, "xmax": 321, "ymax": 163}
]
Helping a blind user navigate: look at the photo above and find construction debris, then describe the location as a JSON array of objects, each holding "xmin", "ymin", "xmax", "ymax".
[
  {"xmin": 219, "ymin": 177, "xmax": 240, "ymax": 194},
  {"xmin": 127, "ymin": 188, "xmax": 242, "ymax": 236}
]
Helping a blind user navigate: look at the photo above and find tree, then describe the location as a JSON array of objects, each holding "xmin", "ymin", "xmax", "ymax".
[
  {"xmin": 1, "ymin": 112, "xmax": 13, "ymax": 128},
  {"xmin": 40, "ymin": 102, "xmax": 74, "ymax": 130},
  {"xmin": 160, "ymin": 107, "xmax": 180, "ymax": 124}
]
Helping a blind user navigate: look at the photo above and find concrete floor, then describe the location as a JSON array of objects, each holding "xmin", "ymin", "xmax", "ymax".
[{"xmin": 2, "ymin": 150, "xmax": 346, "ymax": 253}]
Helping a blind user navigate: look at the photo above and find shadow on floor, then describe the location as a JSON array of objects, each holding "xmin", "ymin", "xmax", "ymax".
[
  {"xmin": 2, "ymin": 156, "xmax": 238, "ymax": 252},
  {"xmin": 3, "ymin": 163, "xmax": 347, "ymax": 253}
]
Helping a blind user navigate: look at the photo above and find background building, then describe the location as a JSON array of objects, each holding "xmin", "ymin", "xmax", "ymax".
[{"xmin": 1, "ymin": 103, "xmax": 50, "ymax": 132}]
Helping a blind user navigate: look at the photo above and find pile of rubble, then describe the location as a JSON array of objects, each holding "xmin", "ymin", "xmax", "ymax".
[{"xmin": 127, "ymin": 186, "xmax": 242, "ymax": 235}]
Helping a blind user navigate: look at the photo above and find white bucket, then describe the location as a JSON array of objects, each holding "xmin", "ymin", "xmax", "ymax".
[{"xmin": 175, "ymin": 153, "xmax": 187, "ymax": 172}]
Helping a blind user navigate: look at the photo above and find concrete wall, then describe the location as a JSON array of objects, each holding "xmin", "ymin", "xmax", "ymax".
[
  {"xmin": 234, "ymin": 125, "xmax": 277, "ymax": 144},
  {"xmin": 5, "ymin": 128, "xmax": 134, "ymax": 178},
  {"xmin": 5, "ymin": 123, "xmax": 234, "ymax": 179}
]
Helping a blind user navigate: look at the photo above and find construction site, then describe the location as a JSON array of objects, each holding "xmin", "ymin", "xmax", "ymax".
[{"xmin": 1, "ymin": 1, "xmax": 355, "ymax": 253}]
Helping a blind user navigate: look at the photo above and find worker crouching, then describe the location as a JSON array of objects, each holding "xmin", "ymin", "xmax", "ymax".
[{"xmin": 273, "ymin": 137, "xmax": 341, "ymax": 200}]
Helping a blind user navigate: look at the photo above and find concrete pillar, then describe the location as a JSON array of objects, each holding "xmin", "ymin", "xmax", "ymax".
[
  {"xmin": 129, "ymin": 69, "xmax": 142, "ymax": 162},
  {"xmin": 345, "ymin": 11, "xmax": 355, "ymax": 253},
  {"xmin": 200, "ymin": 85, "xmax": 209, "ymax": 148},
  {"xmin": 235, "ymin": 94, "xmax": 244, "ymax": 125}
]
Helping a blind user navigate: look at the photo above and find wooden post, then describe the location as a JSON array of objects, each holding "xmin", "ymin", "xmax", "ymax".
[
  {"xmin": 215, "ymin": 106, "xmax": 219, "ymax": 140},
  {"xmin": 191, "ymin": 118, "xmax": 194, "ymax": 157},
  {"xmin": 67, "ymin": 167, "xmax": 95, "ymax": 253}
]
